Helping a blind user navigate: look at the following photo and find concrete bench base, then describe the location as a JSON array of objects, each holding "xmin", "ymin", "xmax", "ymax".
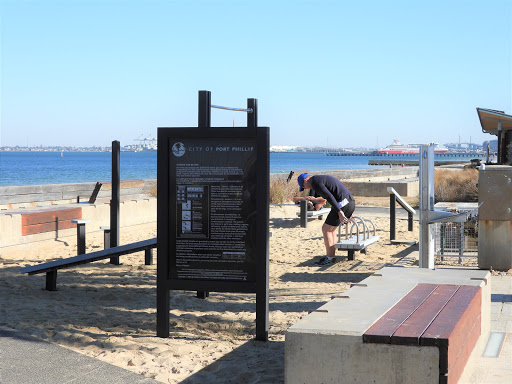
[
  {"xmin": 364, "ymin": 283, "xmax": 481, "ymax": 384},
  {"xmin": 285, "ymin": 267, "xmax": 490, "ymax": 384}
]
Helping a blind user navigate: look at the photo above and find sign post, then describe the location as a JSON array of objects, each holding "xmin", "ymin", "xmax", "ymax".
[{"xmin": 157, "ymin": 91, "xmax": 269, "ymax": 341}]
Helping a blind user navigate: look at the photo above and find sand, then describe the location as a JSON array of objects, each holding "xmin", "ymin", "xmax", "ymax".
[{"xmin": 0, "ymin": 203, "xmax": 423, "ymax": 383}]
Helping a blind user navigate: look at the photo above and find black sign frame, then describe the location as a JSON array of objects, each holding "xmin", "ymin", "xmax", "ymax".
[{"xmin": 156, "ymin": 123, "xmax": 269, "ymax": 341}]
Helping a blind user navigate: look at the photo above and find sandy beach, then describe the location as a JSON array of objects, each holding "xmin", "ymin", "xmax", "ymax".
[{"xmin": 0, "ymin": 202, "xmax": 423, "ymax": 383}]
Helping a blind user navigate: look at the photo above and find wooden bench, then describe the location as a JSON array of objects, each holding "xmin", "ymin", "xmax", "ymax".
[
  {"xmin": 334, "ymin": 216, "xmax": 379, "ymax": 260},
  {"xmin": 20, "ymin": 238, "xmax": 157, "ymax": 291},
  {"xmin": 20, "ymin": 207, "xmax": 82, "ymax": 236},
  {"xmin": 363, "ymin": 283, "xmax": 481, "ymax": 384}
]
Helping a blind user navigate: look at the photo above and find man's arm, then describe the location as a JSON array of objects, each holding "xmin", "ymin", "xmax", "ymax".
[{"xmin": 311, "ymin": 181, "xmax": 340, "ymax": 212}]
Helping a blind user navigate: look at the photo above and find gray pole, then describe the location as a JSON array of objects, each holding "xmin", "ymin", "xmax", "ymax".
[{"xmin": 419, "ymin": 144, "xmax": 435, "ymax": 269}]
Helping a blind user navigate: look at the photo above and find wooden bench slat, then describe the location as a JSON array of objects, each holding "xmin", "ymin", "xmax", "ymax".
[
  {"xmin": 390, "ymin": 285, "xmax": 460, "ymax": 345},
  {"xmin": 20, "ymin": 238, "xmax": 157, "ymax": 275},
  {"xmin": 439, "ymin": 314, "xmax": 481, "ymax": 383},
  {"xmin": 421, "ymin": 286, "xmax": 481, "ymax": 374},
  {"xmin": 363, "ymin": 284, "xmax": 438, "ymax": 344}
]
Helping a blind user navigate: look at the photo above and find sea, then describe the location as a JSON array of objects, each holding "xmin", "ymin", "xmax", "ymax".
[{"xmin": 0, "ymin": 151, "xmax": 485, "ymax": 187}]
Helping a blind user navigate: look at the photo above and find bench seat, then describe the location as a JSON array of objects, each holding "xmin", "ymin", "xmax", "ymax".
[
  {"xmin": 335, "ymin": 235, "xmax": 379, "ymax": 250},
  {"xmin": 21, "ymin": 238, "xmax": 157, "ymax": 290},
  {"xmin": 363, "ymin": 283, "xmax": 481, "ymax": 384},
  {"xmin": 296, "ymin": 207, "xmax": 331, "ymax": 218}
]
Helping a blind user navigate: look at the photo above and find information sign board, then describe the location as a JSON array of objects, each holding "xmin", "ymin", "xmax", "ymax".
[{"xmin": 157, "ymin": 126, "xmax": 269, "ymax": 339}]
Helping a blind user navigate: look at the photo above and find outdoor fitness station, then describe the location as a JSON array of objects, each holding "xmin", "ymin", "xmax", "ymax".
[
  {"xmin": 286, "ymin": 108, "xmax": 512, "ymax": 383},
  {"xmin": 156, "ymin": 90, "xmax": 270, "ymax": 340},
  {"xmin": 285, "ymin": 144, "xmax": 491, "ymax": 383}
]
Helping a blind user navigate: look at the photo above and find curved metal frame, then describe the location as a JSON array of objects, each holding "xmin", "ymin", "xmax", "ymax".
[{"xmin": 337, "ymin": 216, "xmax": 377, "ymax": 243}]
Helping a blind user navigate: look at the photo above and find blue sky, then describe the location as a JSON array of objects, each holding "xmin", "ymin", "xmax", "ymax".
[{"xmin": 1, "ymin": 0, "xmax": 511, "ymax": 148}]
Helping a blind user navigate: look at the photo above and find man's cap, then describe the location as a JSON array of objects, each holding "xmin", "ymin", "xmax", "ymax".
[{"xmin": 297, "ymin": 173, "xmax": 309, "ymax": 191}]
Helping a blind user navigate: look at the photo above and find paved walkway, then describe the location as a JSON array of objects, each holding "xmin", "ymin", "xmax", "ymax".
[
  {"xmin": 0, "ymin": 327, "xmax": 160, "ymax": 384},
  {"xmin": 462, "ymin": 274, "xmax": 512, "ymax": 383}
]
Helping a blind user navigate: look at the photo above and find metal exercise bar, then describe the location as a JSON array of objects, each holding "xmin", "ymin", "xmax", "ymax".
[
  {"xmin": 387, "ymin": 187, "xmax": 416, "ymax": 241},
  {"xmin": 211, "ymin": 104, "xmax": 253, "ymax": 113}
]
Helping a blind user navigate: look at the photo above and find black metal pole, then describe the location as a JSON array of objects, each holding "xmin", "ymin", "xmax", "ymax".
[
  {"xmin": 157, "ymin": 128, "xmax": 170, "ymax": 337},
  {"xmin": 390, "ymin": 194, "xmax": 396, "ymax": 241},
  {"xmin": 300, "ymin": 199, "xmax": 308, "ymax": 228},
  {"xmin": 408, "ymin": 212, "xmax": 413, "ymax": 232},
  {"xmin": 247, "ymin": 98, "xmax": 257, "ymax": 128},
  {"xmin": 198, "ymin": 90, "xmax": 211, "ymax": 129},
  {"xmin": 197, "ymin": 91, "xmax": 211, "ymax": 299},
  {"xmin": 253, "ymin": 102, "xmax": 269, "ymax": 341},
  {"xmin": 77, "ymin": 223, "xmax": 86, "ymax": 255},
  {"xmin": 110, "ymin": 140, "xmax": 120, "ymax": 264}
]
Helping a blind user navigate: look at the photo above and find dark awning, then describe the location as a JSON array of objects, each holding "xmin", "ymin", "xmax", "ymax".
[{"xmin": 477, "ymin": 108, "xmax": 512, "ymax": 136}]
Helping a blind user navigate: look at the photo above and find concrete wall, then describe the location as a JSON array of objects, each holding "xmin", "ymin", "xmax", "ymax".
[
  {"xmin": 272, "ymin": 167, "xmax": 419, "ymax": 182},
  {"xmin": 0, "ymin": 198, "xmax": 156, "ymax": 248},
  {"xmin": 346, "ymin": 178, "xmax": 419, "ymax": 197},
  {"xmin": 0, "ymin": 179, "xmax": 153, "ymax": 210},
  {"xmin": 286, "ymin": 333, "xmax": 440, "ymax": 384}
]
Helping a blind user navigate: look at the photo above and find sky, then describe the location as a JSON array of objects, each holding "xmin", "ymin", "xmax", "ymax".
[{"xmin": 1, "ymin": 0, "xmax": 511, "ymax": 149}]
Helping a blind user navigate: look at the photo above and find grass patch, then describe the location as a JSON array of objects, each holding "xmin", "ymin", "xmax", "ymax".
[
  {"xmin": 434, "ymin": 169, "xmax": 478, "ymax": 203},
  {"xmin": 269, "ymin": 176, "xmax": 302, "ymax": 204}
]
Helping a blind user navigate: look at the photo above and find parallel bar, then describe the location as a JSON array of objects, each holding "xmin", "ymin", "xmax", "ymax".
[
  {"xmin": 390, "ymin": 194, "xmax": 396, "ymax": 241},
  {"xmin": 211, "ymin": 104, "xmax": 253, "ymax": 113}
]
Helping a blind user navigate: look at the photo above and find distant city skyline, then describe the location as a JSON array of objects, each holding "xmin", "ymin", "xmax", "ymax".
[{"xmin": 1, "ymin": 1, "xmax": 510, "ymax": 148}]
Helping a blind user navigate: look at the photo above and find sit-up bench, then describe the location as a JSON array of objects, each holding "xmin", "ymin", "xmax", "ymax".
[
  {"xmin": 364, "ymin": 283, "xmax": 481, "ymax": 384},
  {"xmin": 296, "ymin": 199, "xmax": 331, "ymax": 228},
  {"xmin": 21, "ymin": 238, "xmax": 157, "ymax": 291},
  {"xmin": 335, "ymin": 216, "xmax": 379, "ymax": 260}
]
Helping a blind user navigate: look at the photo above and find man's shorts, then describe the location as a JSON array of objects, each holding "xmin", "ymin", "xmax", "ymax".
[{"xmin": 325, "ymin": 195, "xmax": 356, "ymax": 227}]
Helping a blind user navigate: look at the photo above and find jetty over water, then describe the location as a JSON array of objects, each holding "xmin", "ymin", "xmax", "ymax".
[{"xmin": 326, "ymin": 151, "xmax": 488, "ymax": 158}]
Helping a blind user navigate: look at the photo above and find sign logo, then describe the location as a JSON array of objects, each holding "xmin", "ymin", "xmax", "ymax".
[{"xmin": 172, "ymin": 142, "xmax": 186, "ymax": 157}]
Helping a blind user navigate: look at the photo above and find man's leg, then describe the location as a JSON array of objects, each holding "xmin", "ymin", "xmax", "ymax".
[{"xmin": 322, "ymin": 223, "xmax": 338, "ymax": 258}]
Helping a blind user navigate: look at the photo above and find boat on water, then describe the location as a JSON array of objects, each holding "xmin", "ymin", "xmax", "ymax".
[{"xmin": 376, "ymin": 140, "xmax": 449, "ymax": 154}]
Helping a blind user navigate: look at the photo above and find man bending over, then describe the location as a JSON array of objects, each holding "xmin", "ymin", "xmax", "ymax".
[{"xmin": 297, "ymin": 173, "xmax": 356, "ymax": 265}]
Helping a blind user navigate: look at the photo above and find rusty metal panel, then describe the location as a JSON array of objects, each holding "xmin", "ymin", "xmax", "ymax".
[
  {"xmin": 478, "ymin": 165, "xmax": 512, "ymax": 221},
  {"xmin": 478, "ymin": 220, "xmax": 512, "ymax": 270}
]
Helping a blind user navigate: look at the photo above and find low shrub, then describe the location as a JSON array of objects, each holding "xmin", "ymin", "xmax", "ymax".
[
  {"xmin": 269, "ymin": 176, "xmax": 302, "ymax": 204},
  {"xmin": 434, "ymin": 169, "xmax": 478, "ymax": 203}
]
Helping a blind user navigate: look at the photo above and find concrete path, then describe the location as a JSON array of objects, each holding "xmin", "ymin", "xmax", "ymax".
[
  {"xmin": 462, "ymin": 274, "xmax": 512, "ymax": 383},
  {"xmin": 0, "ymin": 327, "xmax": 160, "ymax": 384}
]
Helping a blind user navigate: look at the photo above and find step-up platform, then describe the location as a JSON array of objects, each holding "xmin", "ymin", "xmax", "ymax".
[{"xmin": 285, "ymin": 267, "xmax": 491, "ymax": 384}]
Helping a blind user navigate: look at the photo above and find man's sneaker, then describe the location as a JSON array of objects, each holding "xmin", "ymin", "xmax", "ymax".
[{"xmin": 315, "ymin": 257, "xmax": 336, "ymax": 266}]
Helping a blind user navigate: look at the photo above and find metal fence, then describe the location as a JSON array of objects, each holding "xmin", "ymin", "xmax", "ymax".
[{"xmin": 434, "ymin": 213, "xmax": 479, "ymax": 263}]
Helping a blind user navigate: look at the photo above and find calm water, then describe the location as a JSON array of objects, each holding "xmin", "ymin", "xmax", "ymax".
[{"xmin": 0, "ymin": 151, "xmax": 483, "ymax": 187}]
